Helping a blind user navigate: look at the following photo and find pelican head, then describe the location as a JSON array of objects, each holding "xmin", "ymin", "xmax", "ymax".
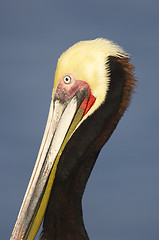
[{"xmin": 11, "ymin": 38, "xmax": 135, "ymax": 240}]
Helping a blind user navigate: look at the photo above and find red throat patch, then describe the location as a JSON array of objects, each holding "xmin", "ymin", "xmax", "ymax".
[{"xmin": 80, "ymin": 88, "xmax": 96, "ymax": 117}]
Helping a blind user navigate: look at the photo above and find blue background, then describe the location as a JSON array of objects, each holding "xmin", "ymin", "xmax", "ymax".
[{"xmin": 1, "ymin": 1, "xmax": 159, "ymax": 239}]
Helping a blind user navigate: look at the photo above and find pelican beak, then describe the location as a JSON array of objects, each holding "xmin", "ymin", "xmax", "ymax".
[{"xmin": 10, "ymin": 82, "xmax": 96, "ymax": 240}]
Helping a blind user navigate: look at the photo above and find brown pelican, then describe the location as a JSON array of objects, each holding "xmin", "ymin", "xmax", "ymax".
[{"xmin": 10, "ymin": 38, "xmax": 135, "ymax": 240}]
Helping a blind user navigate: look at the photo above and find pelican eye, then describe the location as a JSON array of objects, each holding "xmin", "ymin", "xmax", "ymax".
[{"xmin": 63, "ymin": 75, "xmax": 71, "ymax": 84}]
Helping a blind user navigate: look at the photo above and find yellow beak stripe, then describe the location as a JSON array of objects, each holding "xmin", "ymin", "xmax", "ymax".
[{"xmin": 24, "ymin": 107, "xmax": 84, "ymax": 240}]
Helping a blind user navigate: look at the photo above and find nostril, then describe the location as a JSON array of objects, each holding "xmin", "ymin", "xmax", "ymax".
[{"xmin": 62, "ymin": 90, "xmax": 67, "ymax": 96}]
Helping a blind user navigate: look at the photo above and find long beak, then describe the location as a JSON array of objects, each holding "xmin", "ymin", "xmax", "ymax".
[{"xmin": 10, "ymin": 89, "xmax": 89, "ymax": 240}]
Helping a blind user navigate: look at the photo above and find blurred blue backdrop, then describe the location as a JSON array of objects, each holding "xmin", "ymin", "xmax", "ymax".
[{"xmin": 1, "ymin": 0, "xmax": 159, "ymax": 239}]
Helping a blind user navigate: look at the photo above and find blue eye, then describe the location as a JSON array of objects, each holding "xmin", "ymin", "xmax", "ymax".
[{"xmin": 64, "ymin": 75, "xmax": 71, "ymax": 84}]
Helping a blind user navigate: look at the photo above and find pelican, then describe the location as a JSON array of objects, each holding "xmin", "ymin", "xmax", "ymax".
[{"xmin": 11, "ymin": 38, "xmax": 135, "ymax": 240}]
